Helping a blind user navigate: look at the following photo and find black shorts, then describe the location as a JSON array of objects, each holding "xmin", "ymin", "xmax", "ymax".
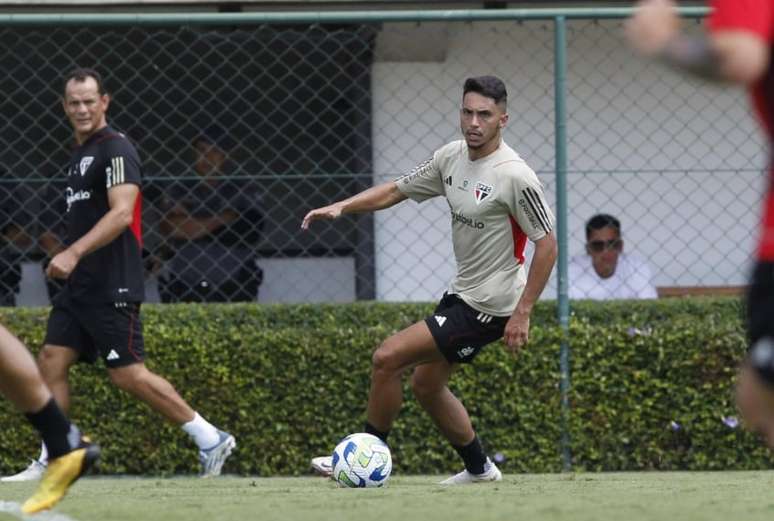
[
  {"xmin": 425, "ymin": 293, "xmax": 508, "ymax": 364},
  {"xmin": 746, "ymin": 261, "xmax": 774, "ymax": 384},
  {"xmin": 45, "ymin": 291, "xmax": 145, "ymax": 368}
]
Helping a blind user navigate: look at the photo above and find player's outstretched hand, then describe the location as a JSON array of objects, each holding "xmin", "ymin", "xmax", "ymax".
[
  {"xmin": 625, "ymin": 0, "xmax": 681, "ymax": 56},
  {"xmin": 301, "ymin": 203, "xmax": 344, "ymax": 230},
  {"xmin": 503, "ymin": 310, "xmax": 530, "ymax": 356}
]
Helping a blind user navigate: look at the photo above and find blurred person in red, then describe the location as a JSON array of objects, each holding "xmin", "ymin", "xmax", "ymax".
[{"xmin": 627, "ymin": 0, "xmax": 774, "ymax": 444}]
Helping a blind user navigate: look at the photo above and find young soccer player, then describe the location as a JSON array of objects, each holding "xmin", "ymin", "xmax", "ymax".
[{"xmin": 303, "ymin": 76, "xmax": 557, "ymax": 484}]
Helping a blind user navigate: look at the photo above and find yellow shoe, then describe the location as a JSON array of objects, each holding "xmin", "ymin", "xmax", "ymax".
[{"xmin": 21, "ymin": 439, "xmax": 100, "ymax": 514}]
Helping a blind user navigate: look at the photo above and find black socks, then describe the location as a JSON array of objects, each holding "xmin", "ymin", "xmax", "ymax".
[
  {"xmin": 364, "ymin": 421, "xmax": 390, "ymax": 443},
  {"xmin": 452, "ymin": 434, "xmax": 487, "ymax": 475},
  {"xmin": 25, "ymin": 398, "xmax": 78, "ymax": 459}
]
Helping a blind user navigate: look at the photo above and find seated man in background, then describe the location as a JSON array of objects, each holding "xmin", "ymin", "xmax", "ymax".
[
  {"xmin": 569, "ymin": 213, "xmax": 657, "ymax": 300},
  {"xmin": 38, "ymin": 180, "xmax": 69, "ymax": 303},
  {"xmin": 158, "ymin": 125, "xmax": 263, "ymax": 303},
  {"xmin": 0, "ymin": 184, "xmax": 37, "ymax": 306}
]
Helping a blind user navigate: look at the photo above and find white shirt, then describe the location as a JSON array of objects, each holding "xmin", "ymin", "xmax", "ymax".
[
  {"xmin": 568, "ymin": 254, "xmax": 657, "ymax": 300},
  {"xmin": 396, "ymin": 140, "xmax": 554, "ymax": 316}
]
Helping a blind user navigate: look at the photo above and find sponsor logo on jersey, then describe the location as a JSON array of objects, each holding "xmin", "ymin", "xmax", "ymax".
[
  {"xmin": 519, "ymin": 198, "xmax": 540, "ymax": 230},
  {"xmin": 457, "ymin": 178, "xmax": 470, "ymax": 192},
  {"xmin": 451, "ymin": 210, "xmax": 485, "ymax": 230},
  {"xmin": 519, "ymin": 187, "xmax": 553, "ymax": 233},
  {"xmin": 434, "ymin": 315, "xmax": 447, "ymax": 327},
  {"xmin": 79, "ymin": 156, "xmax": 94, "ymax": 176},
  {"xmin": 474, "ymin": 182, "xmax": 493, "ymax": 205},
  {"xmin": 65, "ymin": 187, "xmax": 92, "ymax": 212},
  {"xmin": 457, "ymin": 346, "xmax": 475, "ymax": 358}
]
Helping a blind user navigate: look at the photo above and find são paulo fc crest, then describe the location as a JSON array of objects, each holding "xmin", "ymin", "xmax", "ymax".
[
  {"xmin": 79, "ymin": 156, "xmax": 94, "ymax": 176},
  {"xmin": 474, "ymin": 182, "xmax": 493, "ymax": 205}
]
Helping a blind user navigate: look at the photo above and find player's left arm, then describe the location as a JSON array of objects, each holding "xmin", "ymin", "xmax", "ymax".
[
  {"xmin": 504, "ymin": 232, "xmax": 558, "ymax": 353},
  {"xmin": 500, "ymin": 169, "xmax": 558, "ymax": 352},
  {"xmin": 46, "ymin": 183, "xmax": 139, "ymax": 279},
  {"xmin": 626, "ymin": 0, "xmax": 771, "ymax": 85}
]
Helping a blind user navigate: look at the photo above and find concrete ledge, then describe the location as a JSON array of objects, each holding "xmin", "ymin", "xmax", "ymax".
[{"xmin": 657, "ymin": 286, "xmax": 746, "ymax": 298}]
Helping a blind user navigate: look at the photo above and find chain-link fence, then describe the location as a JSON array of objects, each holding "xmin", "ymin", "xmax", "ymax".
[{"xmin": 0, "ymin": 9, "xmax": 766, "ymax": 306}]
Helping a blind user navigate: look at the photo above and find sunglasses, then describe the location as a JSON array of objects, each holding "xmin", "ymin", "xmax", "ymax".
[{"xmin": 587, "ymin": 239, "xmax": 622, "ymax": 253}]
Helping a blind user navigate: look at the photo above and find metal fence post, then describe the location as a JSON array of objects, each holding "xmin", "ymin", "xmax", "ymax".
[{"xmin": 554, "ymin": 14, "xmax": 572, "ymax": 472}]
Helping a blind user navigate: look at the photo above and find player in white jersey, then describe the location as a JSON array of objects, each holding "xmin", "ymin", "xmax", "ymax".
[{"xmin": 302, "ymin": 76, "xmax": 557, "ymax": 484}]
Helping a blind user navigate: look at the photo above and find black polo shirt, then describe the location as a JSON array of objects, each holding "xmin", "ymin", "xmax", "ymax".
[{"xmin": 62, "ymin": 126, "xmax": 144, "ymax": 302}]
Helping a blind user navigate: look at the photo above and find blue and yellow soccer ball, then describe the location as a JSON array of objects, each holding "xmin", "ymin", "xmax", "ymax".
[{"xmin": 331, "ymin": 433, "xmax": 392, "ymax": 488}]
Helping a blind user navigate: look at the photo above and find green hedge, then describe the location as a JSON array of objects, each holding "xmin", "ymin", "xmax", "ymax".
[{"xmin": 0, "ymin": 298, "xmax": 770, "ymax": 476}]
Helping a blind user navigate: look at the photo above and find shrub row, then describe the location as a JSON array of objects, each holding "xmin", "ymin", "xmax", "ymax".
[{"xmin": 0, "ymin": 298, "xmax": 770, "ymax": 476}]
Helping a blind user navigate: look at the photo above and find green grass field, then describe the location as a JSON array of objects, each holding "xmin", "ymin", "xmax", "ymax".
[{"xmin": 2, "ymin": 472, "xmax": 774, "ymax": 521}]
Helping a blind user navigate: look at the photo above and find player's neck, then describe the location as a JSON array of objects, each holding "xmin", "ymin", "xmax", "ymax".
[
  {"xmin": 467, "ymin": 137, "xmax": 501, "ymax": 161},
  {"xmin": 74, "ymin": 123, "xmax": 108, "ymax": 145}
]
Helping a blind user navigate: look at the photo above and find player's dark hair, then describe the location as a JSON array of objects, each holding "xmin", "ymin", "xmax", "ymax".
[
  {"xmin": 585, "ymin": 213, "xmax": 621, "ymax": 240},
  {"xmin": 63, "ymin": 68, "xmax": 107, "ymax": 96},
  {"xmin": 463, "ymin": 76, "xmax": 507, "ymax": 110}
]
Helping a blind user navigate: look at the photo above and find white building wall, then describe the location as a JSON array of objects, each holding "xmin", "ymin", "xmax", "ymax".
[{"xmin": 13, "ymin": 17, "xmax": 767, "ymax": 306}]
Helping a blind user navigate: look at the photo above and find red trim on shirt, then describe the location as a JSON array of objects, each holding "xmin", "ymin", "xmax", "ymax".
[
  {"xmin": 710, "ymin": 0, "xmax": 774, "ymax": 260},
  {"xmin": 709, "ymin": 0, "xmax": 774, "ymax": 140},
  {"xmin": 93, "ymin": 133, "xmax": 124, "ymax": 146},
  {"xmin": 127, "ymin": 308, "xmax": 141, "ymax": 361},
  {"xmin": 758, "ymin": 170, "xmax": 774, "ymax": 260},
  {"xmin": 708, "ymin": 0, "xmax": 773, "ymax": 40},
  {"xmin": 509, "ymin": 215, "xmax": 527, "ymax": 264},
  {"xmin": 131, "ymin": 193, "xmax": 143, "ymax": 248}
]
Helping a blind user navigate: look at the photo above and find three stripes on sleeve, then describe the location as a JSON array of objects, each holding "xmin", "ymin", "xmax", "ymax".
[{"xmin": 106, "ymin": 156, "xmax": 125, "ymax": 188}]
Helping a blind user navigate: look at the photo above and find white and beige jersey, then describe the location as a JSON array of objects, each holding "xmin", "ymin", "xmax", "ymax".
[{"xmin": 396, "ymin": 139, "xmax": 554, "ymax": 316}]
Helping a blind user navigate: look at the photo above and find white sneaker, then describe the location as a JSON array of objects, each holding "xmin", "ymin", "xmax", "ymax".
[
  {"xmin": 199, "ymin": 430, "xmax": 236, "ymax": 477},
  {"xmin": 1, "ymin": 459, "xmax": 47, "ymax": 482},
  {"xmin": 311, "ymin": 456, "xmax": 333, "ymax": 478},
  {"xmin": 439, "ymin": 459, "xmax": 502, "ymax": 485}
]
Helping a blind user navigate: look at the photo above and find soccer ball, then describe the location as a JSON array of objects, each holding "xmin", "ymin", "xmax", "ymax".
[{"xmin": 331, "ymin": 433, "xmax": 392, "ymax": 488}]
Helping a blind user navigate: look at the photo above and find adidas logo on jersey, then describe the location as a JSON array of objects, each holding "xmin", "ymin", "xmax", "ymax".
[
  {"xmin": 106, "ymin": 350, "xmax": 120, "ymax": 361},
  {"xmin": 434, "ymin": 315, "xmax": 447, "ymax": 327}
]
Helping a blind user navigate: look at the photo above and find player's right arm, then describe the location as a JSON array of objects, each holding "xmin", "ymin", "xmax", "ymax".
[
  {"xmin": 626, "ymin": 0, "xmax": 771, "ymax": 85},
  {"xmin": 301, "ymin": 182, "xmax": 406, "ymax": 230}
]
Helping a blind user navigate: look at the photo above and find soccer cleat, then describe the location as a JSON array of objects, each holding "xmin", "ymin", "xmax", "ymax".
[
  {"xmin": 199, "ymin": 430, "xmax": 236, "ymax": 477},
  {"xmin": 21, "ymin": 438, "xmax": 99, "ymax": 514},
  {"xmin": 439, "ymin": 458, "xmax": 502, "ymax": 485},
  {"xmin": 0, "ymin": 459, "xmax": 46, "ymax": 482},
  {"xmin": 310, "ymin": 455, "xmax": 333, "ymax": 478}
]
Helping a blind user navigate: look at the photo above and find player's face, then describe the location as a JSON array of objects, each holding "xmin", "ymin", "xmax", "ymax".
[
  {"xmin": 736, "ymin": 364, "xmax": 774, "ymax": 449},
  {"xmin": 586, "ymin": 226, "xmax": 622, "ymax": 279},
  {"xmin": 62, "ymin": 77, "xmax": 109, "ymax": 144},
  {"xmin": 460, "ymin": 92, "xmax": 507, "ymax": 157}
]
